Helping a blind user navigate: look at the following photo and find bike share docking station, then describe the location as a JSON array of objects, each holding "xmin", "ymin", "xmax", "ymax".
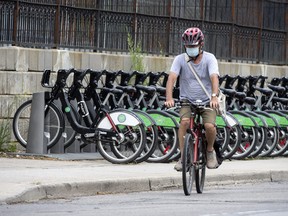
[
  {"xmin": 26, "ymin": 92, "xmax": 96, "ymax": 155},
  {"xmin": 26, "ymin": 92, "xmax": 48, "ymax": 154}
]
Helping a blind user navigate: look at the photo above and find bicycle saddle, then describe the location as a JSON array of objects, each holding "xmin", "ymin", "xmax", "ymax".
[
  {"xmin": 116, "ymin": 85, "xmax": 136, "ymax": 93},
  {"xmin": 267, "ymin": 84, "xmax": 286, "ymax": 94},
  {"xmin": 156, "ymin": 86, "xmax": 166, "ymax": 94},
  {"xmin": 244, "ymin": 97, "xmax": 256, "ymax": 105},
  {"xmin": 221, "ymin": 88, "xmax": 236, "ymax": 97},
  {"xmin": 101, "ymin": 87, "xmax": 123, "ymax": 95},
  {"xmin": 272, "ymin": 97, "xmax": 288, "ymax": 105},
  {"xmin": 235, "ymin": 91, "xmax": 246, "ymax": 100},
  {"xmin": 135, "ymin": 84, "xmax": 156, "ymax": 94},
  {"xmin": 253, "ymin": 86, "xmax": 273, "ymax": 96}
]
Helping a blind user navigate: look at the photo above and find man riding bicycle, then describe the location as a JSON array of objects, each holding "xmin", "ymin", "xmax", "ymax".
[{"xmin": 165, "ymin": 27, "xmax": 220, "ymax": 171}]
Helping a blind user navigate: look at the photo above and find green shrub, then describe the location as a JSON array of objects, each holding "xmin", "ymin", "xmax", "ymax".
[
  {"xmin": 0, "ymin": 118, "xmax": 12, "ymax": 152},
  {"xmin": 127, "ymin": 31, "xmax": 145, "ymax": 72}
]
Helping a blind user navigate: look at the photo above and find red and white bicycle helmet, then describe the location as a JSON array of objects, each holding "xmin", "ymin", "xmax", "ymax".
[{"xmin": 182, "ymin": 27, "xmax": 204, "ymax": 46}]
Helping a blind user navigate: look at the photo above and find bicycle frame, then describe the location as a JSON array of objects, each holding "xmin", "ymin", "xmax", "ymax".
[{"xmin": 187, "ymin": 113, "xmax": 203, "ymax": 165}]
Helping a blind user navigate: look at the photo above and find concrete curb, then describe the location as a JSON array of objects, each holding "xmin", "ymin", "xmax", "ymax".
[{"xmin": 3, "ymin": 170, "xmax": 288, "ymax": 204}]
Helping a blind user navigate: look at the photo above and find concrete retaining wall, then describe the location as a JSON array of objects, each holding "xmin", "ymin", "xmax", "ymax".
[{"xmin": 0, "ymin": 46, "xmax": 287, "ymax": 148}]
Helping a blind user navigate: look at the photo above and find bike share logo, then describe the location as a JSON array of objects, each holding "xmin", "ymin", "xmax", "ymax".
[
  {"xmin": 117, "ymin": 114, "xmax": 126, "ymax": 123},
  {"xmin": 65, "ymin": 107, "xmax": 71, "ymax": 113}
]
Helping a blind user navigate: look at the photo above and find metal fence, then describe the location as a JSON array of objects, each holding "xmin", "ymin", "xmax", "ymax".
[{"xmin": 0, "ymin": 0, "xmax": 287, "ymax": 65}]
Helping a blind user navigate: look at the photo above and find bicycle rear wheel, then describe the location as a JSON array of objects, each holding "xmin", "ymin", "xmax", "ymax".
[
  {"xmin": 182, "ymin": 133, "xmax": 196, "ymax": 196},
  {"xmin": 12, "ymin": 100, "xmax": 64, "ymax": 149}
]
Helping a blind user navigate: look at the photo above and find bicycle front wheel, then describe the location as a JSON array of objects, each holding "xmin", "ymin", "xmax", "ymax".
[
  {"xmin": 12, "ymin": 100, "xmax": 64, "ymax": 149},
  {"xmin": 182, "ymin": 133, "xmax": 196, "ymax": 196},
  {"xmin": 96, "ymin": 110, "xmax": 146, "ymax": 164},
  {"xmin": 195, "ymin": 137, "xmax": 206, "ymax": 194}
]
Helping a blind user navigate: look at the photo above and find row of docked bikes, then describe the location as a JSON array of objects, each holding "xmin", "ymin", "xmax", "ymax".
[{"xmin": 12, "ymin": 69, "xmax": 288, "ymax": 164}]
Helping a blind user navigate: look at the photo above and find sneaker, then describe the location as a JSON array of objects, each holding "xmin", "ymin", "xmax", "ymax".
[
  {"xmin": 174, "ymin": 159, "xmax": 182, "ymax": 172},
  {"xmin": 206, "ymin": 150, "xmax": 219, "ymax": 169}
]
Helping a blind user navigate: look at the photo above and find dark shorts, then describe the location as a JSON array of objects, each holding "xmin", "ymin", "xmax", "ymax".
[{"xmin": 179, "ymin": 100, "xmax": 217, "ymax": 125}]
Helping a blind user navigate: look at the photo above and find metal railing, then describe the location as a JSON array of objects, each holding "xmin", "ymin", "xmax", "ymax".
[{"xmin": 0, "ymin": 0, "xmax": 287, "ymax": 65}]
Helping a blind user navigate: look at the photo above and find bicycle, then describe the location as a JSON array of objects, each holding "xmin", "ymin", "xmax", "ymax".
[
  {"xmin": 180, "ymin": 101, "xmax": 209, "ymax": 195},
  {"xmin": 12, "ymin": 70, "xmax": 74, "ymax": 149},
  {"xmin": 13, "ymin": 69, "xmax": 147, "ymax": 164},
  {"xmin": 104, "ymin": 70, "xmax": 180, "ymax": 163}
]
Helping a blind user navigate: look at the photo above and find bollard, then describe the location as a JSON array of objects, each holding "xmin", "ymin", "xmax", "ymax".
[
  {"xmin": 49, "ymin": 99, "xmax": 65, "ymax": 153},
  {"xmin": 26, "ymin": 92, "xmax": 48, "ymax": 154}
]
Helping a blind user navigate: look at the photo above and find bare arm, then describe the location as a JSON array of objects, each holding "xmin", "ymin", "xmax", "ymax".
[
  {"xmin": 210, "ymin": 74, "xmax": 219, "ymax": 109},
  {"xmin": 210, "ymin": 74, "xmax": 219, "ymax": 95},
  {"xmin": 165, "ymin": 72, "xmax": 178, "ymax": 107}
]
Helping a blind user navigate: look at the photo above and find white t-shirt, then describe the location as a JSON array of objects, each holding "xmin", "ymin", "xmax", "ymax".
[{"xmin": 170, "ymin": 51, "xmax": 219, "ymax": 103}]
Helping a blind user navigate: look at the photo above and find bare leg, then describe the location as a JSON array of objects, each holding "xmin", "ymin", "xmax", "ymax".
[
  {"xmin": 178, "ymin": 118, "xmax": 190, "ymax": 160},
  {"xmin": 205, "ymin": 123, "xmax": 216, "ymax": 152}
]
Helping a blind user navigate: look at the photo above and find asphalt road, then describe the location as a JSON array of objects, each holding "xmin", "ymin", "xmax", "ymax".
[{"xmin": 1, "ymin": 181, "xmax": 287, "ymax": 216}]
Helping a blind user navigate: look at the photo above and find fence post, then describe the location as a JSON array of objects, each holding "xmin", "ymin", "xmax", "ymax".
[
  {"xmin": 285, "ymin": 5, "xmax": 288, "ymax": 64},
  {"xmin": 230, "ymin": 0, "xmax": 235, "ymax": 61},
  {"xmin": 165, "ymin": 0, "xmax": 172, "ymax": 57},
  {"xmin": 257, "ymin": 0, "xmax": 263, "ymax": 63},
  {"xmin": 12, "ymin": 0, "xmax": 19, "ymax": 46},
  {"xmin": 54, "ymin": 0, "xmax": 61, "ymax": 48},
  {"xmin": 200, "ymin": 0, "xmax": 204, "ymax": 29},
  {"xmin": 132, "ymin": 0, "xmax": 137, "ymax": 43},
  {"xmin": 26, "ymin": 92, "xmax": 48, "ymax": 154}
]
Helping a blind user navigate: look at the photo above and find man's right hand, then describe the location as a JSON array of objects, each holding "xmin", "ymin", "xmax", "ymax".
[{"xmin": 165, "ymin": 99, "xmax": 175, "ymax": 108}]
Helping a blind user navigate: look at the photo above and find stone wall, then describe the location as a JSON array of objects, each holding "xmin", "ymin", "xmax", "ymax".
[{"xmin": 0, "ymin": 46, "xmax": 287, "ymax": 146}]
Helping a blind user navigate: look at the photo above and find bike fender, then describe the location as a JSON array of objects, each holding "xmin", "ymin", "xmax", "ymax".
[
  {"xmin": 216, "ymin": 112, "xmax": 238, "ymax": 128},
  {"xmin": 230, "ymin": 111, "xmax": 258, "ymax": 127},
  {"xmin": 147, "ymin": 110, "xmax": 179, "ymax": 127},
  {"xmin": 97, "ymin": 111, "xmax": 142, "ymax": 129}
]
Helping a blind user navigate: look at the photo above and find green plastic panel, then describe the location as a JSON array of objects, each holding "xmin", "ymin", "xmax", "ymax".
[
  {"xmin": 232, "ymin": 114, "xmax": 255, "ymax": 127},
  {"xmin": 257, "ymin": 115, "xmax": 276, "ymax": 127},
  {"xmin": 251, "ymin": 116, "xmax": 264, "ymax": 127},
  {"xmin": 148, "ymin": 113, "xmax": 177, "ymax": 127},
  {"xmin": 135, "ymin": 113, "xmax": 152, "ymax": 127},
  {"xmin": 216, "ymin": 116, "xmax": 226, "ymax": 128},
  {"xmin": 269, "ymin": 114, "xmax": 288, "ymax": 127}
]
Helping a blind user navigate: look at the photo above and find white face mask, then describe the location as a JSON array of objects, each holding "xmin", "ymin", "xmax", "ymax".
[{"xmin": 186, "ymin": 47, "xmax": 199, "ymax": 57}]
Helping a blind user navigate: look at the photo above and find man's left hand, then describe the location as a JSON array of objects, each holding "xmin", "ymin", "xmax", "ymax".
[{"xmin": 210, "ymin": 97, "xmax": 218, "ymax": 109}]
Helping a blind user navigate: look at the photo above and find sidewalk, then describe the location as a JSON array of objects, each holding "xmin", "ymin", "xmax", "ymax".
[{"xmin": 0, "ymin": 154, "xmax": 287, "ymax": 204}]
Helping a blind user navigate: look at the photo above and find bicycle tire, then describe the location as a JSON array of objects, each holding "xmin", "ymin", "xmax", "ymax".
[
  {"xmin": 229, "ymin": 111, "xmax": 259, "ymax": 159},
  {"xmin": 216, "ymin": 126, "xmax": 229, "ymax": 155},
  {"xmin": 12, "ymin": 100, "xmax": 64, "ymax": 149},
  {"xmin": 255, "ymin": 111, "xmax": 279, "ymax": 157},
  {"xmin": 182, "ymin": 133, "xmax": 196, "ymax": 196},
  {"xmin": 133, "ymin": 110, "xmax": 158, "ymax": 163},
  {"xmin": 146, "ymin": 110, "xmax": 179, "ymax": 163},
  {"xmin": 195, "ymin": 137, "xmax": 206, "ymax": 194},
  {"xmin": 249, "ymin": 127, "xmax": 268, "ymax": 158},
  {"xmin": 232, "ymin": 126, "xmax": 258, "ymax": 159},
  {"xmin": 270, "ymin": 126, "xmax": 288, "ymax": 157},
  {"xmin": 215, "ymin": 113, "xmax": 241, "ymax": 160},
  {"xmin": 245, "ymin": 112, "xmax": 268, "ymax": 158},
  {"xmin": 164, "ymin": 110, "xmax": 181, "ymax": 163},
  {"xmin": 146, "ymin": 127, "xmax": 179, "ymax": 163},
  {"xmin": 96, "ymin": 111, "xmax": 146, "ymax": 164},
  {"xmin": 135, "ymin": 124, "xmax": 158, "ymax": 163},
  {"xmin": 265, "ymin": 111, "xmax": 288, "ymax": 157}
]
